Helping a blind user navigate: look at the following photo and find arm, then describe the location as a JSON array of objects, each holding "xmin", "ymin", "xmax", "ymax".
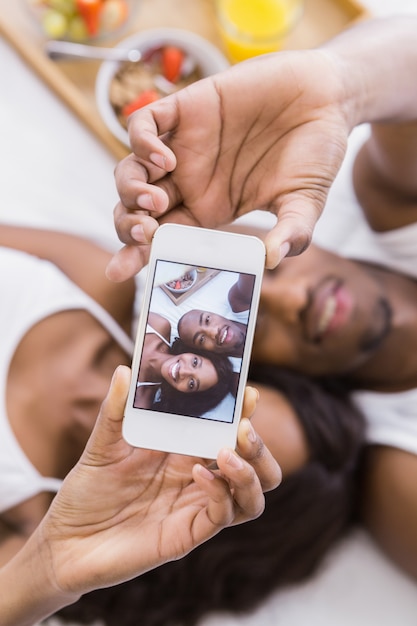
[
  {"xmin": 0, "ymin": 367, "xmax": 281, "ymax": 626},
  {"xmin": 352, "ymin": 122, "xmax": 417, "ymax": 232},
  {"xmin": 0, "ymin": 224, "xmax": 135, "ymax": 326},
  {"xmin": 107, "ymin": 16, "xmax": 417, "ymax": 281},
  {"xmin": 361, "ymin": 445, "xmax": 417, "ymax": 580},
  {"xmin": 228, "ymin": 274, "xmax": 255, "ymax": 313}
]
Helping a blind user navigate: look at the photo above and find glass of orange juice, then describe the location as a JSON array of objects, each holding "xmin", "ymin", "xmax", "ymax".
[{"xmin": 215, "ymin": 0, "xmax": 304, "ymax": 63}]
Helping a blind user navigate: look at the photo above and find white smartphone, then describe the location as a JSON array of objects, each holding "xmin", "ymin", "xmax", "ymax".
[{"xmin": 122, "ymin": 223, "xmax": 265, "ymax": 458}]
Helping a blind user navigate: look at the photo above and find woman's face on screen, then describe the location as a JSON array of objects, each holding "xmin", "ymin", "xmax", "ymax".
[{"xmin": 161, "ymin": 352, "xmax": 218, "ymax": 392}]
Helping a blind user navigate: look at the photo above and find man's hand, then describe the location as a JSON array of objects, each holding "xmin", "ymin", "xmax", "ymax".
[
  {"xmin": 107, "ymin": 48, "xmax": 350, "ymax": 281},
  {"xmin": 108, "ymin": 17, "xmax": 417, "ymax": 282}
]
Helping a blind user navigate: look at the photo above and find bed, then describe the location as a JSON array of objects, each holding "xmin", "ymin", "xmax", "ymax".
[{"xmin": 2, "ymin": 3, "xmax": 417, "ymax": 623}]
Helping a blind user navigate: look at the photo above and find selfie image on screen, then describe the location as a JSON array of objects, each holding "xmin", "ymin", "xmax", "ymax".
[{"xmin": 133, "ymin": 260, "xmax": 256, "ymax": 422}]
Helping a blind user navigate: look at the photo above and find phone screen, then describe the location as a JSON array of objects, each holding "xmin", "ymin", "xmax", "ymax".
[{"xmin": 133, "ymin": 259, "xmax": 256, "ymax": 424}]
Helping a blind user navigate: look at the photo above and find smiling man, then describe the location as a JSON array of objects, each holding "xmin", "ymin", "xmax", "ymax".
[
  {"xmin": 252, "ymin": 245, "xmax": 404, "ymax": 387},
  {"xmin": 177, "ymin": 273, "xmax": 255, "ymax": 359},
  {"xmin": 178, "ymin": 309, "xmax": 247, "ymax": 358}
]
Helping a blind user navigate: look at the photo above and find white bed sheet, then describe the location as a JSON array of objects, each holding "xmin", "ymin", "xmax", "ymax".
[{"xmin": 2, "ymin": 2, "xmax": 417, "ymax": 624}]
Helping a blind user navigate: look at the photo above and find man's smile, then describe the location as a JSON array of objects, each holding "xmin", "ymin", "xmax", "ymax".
[
  {"xmin": 306, "ymin": 278, "xmax": 354, "ymax": 343},
  {"xmin": 218, "ymin": 325, "xmax": 231, "ymax": 346}
]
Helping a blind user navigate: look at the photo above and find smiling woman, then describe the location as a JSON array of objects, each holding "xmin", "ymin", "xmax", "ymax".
[{"xmin": 133, "ymin": 312, "xmax": 234, "ymax": 416}]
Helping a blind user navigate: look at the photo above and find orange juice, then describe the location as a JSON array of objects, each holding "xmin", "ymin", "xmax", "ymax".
[{"xmin": 216, "ymin": 0, "xmax": 303, "ymax": 63}]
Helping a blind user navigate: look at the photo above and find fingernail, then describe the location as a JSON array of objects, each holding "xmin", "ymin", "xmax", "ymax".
[
  {"xmin": 137, "ymin": 193, "xmax": 155, "ymax": 211},
  {"xmin": 247, "ymin": 386, "xmax": 260, "ymax": 402},
  {"xmin": 130, "ymin": 224, "xmax": 146, "ymax": 242},
  {"xmin": 196, "ymin": 464, "xmax": 215, "ymax": 481},
  {"xmin": 150, "ymin": 152, "xmax": 166, "ymax": 169},
  {"xmin": 278, "ymin": 241, "xmax": 291, "ymax": 264},
  {"xmin": 227, "ymin": 451, "xmax": 244, "ymax": 470}
]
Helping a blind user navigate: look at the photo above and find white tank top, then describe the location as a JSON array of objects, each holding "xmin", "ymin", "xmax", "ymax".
[
  {"xmin": 0, "ymin": 247, "xmax": 134, "ymax": 513},
  {"xmin": 136, "ymin": 324, "xmax": 171, "ymax": 388}
]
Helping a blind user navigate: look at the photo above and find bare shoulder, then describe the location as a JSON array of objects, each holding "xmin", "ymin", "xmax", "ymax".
[
  {"xmin": 361, "ymin": 445, "xmax": 417, "ymax": 579},
  {"xmin": 353, "ymin": 123, "xmax": 417, "ymax": 232},
  {"xmin": 148, "ymin": 312, "xmax": 171, "ymax": 341}
]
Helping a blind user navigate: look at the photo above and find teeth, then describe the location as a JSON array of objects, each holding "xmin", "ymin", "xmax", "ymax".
[
  {"xmin": 220, "ymin": 328, "xmax": 228, "ymax": 344},
  {"xmin": 318, "ymin": 295, "xmax": 336, "ymax": 335},
  {"xmin": 171, "ymin": 361, "xmax": 180, "ymax": 381}
]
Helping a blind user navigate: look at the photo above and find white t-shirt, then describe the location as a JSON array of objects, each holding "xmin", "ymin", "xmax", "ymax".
[
  {"xmin": 0, "ymin": 247, "xmax": 134, "ymax": 513},
  {"xmin": 312, "ymin": 127, "xmax": 417, "ymax": 455},
  {"xmin": 342, "ymin": 223, "xmax": 417, "ymax": 454}
]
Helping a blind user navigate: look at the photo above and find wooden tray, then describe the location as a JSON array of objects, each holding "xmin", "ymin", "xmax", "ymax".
[
  {"xmin": 160, "ymin": 268, "xmax": 220, "ymax": 305},
  {"xmin": 0, "ymin": 0, "xmax": 370, "ymax": 161}
]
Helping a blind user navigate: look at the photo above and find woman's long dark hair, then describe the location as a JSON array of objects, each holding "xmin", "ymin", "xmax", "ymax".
[
  {"xmin": 58, "ymin": 366, "xmax": 365, "ymax": 626},
  {"xmin": 154, "ymin": 338, "xmax": 234, "ymax": 416}
]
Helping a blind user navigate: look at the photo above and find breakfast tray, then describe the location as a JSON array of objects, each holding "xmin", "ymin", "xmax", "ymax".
[
  {"xmin": 0, "ymin": 0, "xmax": 370, "ymax": 161},
  {"xmin": 160, "ymin": 269, "xmax": 220, "ymax": 305}
]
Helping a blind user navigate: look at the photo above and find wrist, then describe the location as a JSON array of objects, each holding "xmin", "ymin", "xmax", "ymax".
[
  {"xmin": 1, "ymin": 529, "xmax": 80, "ymax": 626},
  {"xmin": 320, "ymin": 17, "xmax": 417, "ymax": 128}
]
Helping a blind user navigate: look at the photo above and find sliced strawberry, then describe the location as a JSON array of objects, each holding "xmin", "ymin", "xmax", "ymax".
[
  {"xmin": 121, "ymin": 89, "xmax": 160, "ymax": 118},
  {"xmin": 161, "ymin": 46, "xmax": 185, "ymax": 83},
  {"xmin": 76, "ymin": 0, "xmax": 103, "ymax": 37}
]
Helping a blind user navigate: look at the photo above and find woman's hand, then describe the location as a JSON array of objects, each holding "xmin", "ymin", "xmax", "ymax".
[
  {"xmin": 3, "ymin": 367, "xmax": 280, "ymax": 626},
  {"xmin": 44, "ymin": 368, "xmax": 278, "ymax": 594},
  {"xmin": 108, "ymin": 47, "xmax": 351, "ymax": 281}
]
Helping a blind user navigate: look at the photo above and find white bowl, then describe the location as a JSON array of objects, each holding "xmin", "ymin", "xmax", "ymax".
[
  {"xmin": 96, "ymin": 28, "xmax": 230, "ymax": 147},
  {"xmin": 164, "ymin": 268, "xmax": 198, "ymax": 294}
]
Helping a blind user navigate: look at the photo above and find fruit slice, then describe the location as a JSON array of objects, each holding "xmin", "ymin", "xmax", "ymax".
[
  {"xmin": 100, "ymin": 0, "xmax": 129, "ymax": 31},
  {"xmin": 76, "ymin": 0, "xmax": 103, "ymax": 36},
  {"xmin": 121, "ymin": 89, "xmax": 160, "ymax": 117},
  {"xmin": 161, "ymin": 46, "xmax": 185, "ymax": 82}
]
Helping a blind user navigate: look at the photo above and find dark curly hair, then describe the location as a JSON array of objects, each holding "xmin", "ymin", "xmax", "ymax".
[
  {"xmin": 57, "ymin": 365, "xmax": 365, "ymax": 626},
  {"xmin": 154, "ymin": 338, "xmax": 235, "ymax": 417}
]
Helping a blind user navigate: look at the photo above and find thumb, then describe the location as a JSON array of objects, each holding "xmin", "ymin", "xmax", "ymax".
[
  {"xmin": 81, "ymin": 366, "xmax": 132, "ymax": 463},
  {"xmin": 264, "ymin": 196, "xmax": 323, "ymax": 268},
  {"xmin": 106, "ymin": 244, "xmax": 151, "ymax": 282}
]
